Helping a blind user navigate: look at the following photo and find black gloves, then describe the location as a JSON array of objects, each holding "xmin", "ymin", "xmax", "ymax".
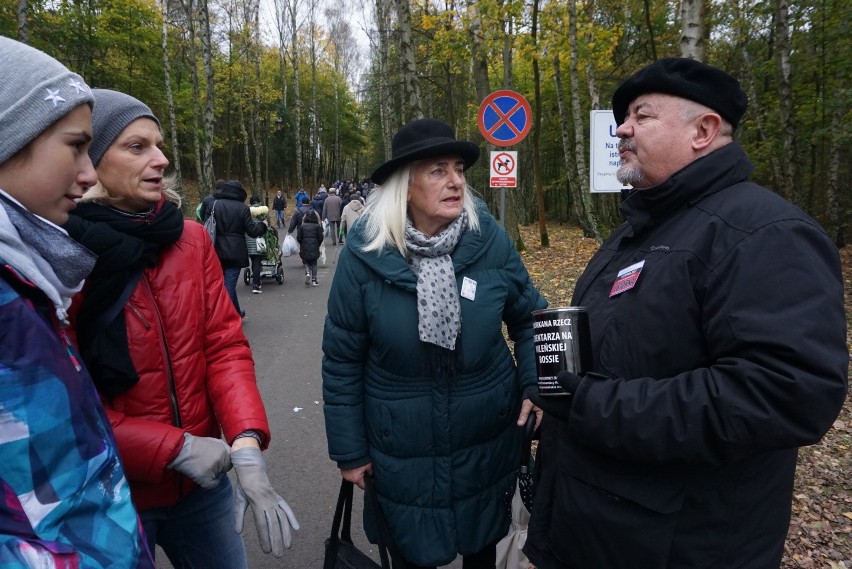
[{"xmin": 530, "ymin": 370, "xmax": 595, "ymax": 423}]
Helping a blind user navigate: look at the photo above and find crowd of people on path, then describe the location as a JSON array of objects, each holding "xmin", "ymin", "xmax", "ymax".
[{"xmin": 1, "ymin": 34, "xmax": 847, "ymax": 569}]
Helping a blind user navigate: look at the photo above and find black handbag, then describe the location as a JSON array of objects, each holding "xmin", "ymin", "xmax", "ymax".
[{"xmin": 324, "ymin": 476, "xmax": 404, "ymax": 569}]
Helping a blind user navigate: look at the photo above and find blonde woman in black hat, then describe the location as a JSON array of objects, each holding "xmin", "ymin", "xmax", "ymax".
[
  {"xmin": 63, "ymin": 89, "xmax": 298, "ymax": 568},
  {"xmin": 322, "ymin": 118, "xmax": 546, "ymax": 568}
]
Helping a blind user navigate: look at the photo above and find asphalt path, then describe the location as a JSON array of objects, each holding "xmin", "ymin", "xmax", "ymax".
[{"xmin": 156, "ymin": 234, "xmax": 464, "ymax": 568}]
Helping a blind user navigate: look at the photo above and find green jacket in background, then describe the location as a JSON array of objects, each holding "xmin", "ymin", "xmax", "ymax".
[{"xmin": 322, "ymin": 201, "xmax": 547, "ymax": 566}]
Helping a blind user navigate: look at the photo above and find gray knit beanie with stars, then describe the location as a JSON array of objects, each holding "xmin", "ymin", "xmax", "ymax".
[
  {"xmin": 0, "ymin": 37, "xmax": 94, "ymax": 164},
  {"xmin": 88, "ymin": 89, "xmax": 160, "ymax": 166}
]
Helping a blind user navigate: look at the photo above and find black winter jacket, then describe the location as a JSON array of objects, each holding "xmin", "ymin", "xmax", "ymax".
[
  {"xmin": 211, "ymin": 184, "xmax": 266, "ymax": 269},
  {"xmin": 525, "ymin": 143, "xmax": 848, "ymax": 569},
  {"xmin": 297, "ymin": 220, "xmax": 323, "ymax": 262}
]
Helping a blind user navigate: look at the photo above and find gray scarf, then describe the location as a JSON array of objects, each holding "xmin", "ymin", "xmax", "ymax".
[
  {"xmin": 0, "ymin": 191, "xmax": 96, "ymax": 323},
  {"xmin": 405, "ymin": 211, "xmax": 467, "ymax": 350}
]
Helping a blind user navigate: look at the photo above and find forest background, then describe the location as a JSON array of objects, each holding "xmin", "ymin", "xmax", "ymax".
[
  {"xmin": 2, "ymin": 0, "xmax": 851, "ymax": 564},
  {"xmin": 2, "ymin": 0, "xmax": 849, "ymax": 246}
]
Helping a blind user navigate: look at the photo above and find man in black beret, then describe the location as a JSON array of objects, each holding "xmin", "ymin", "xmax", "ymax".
[{"xmin": 524, "ymin": 58, "xmax": 848, "ymax": 568}]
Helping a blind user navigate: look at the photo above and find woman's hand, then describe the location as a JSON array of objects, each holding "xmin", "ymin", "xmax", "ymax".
[
  {"xmin": 517, "ymin": 399, "xmax": 543, "ymax": 431},
  {"xmin": 341, "ymin": 463, "xmax": 373, "ymax": 490}
]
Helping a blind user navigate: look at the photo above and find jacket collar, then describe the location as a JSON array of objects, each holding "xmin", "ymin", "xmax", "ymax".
[
  {"xmin": 346, "ymin": 199, "xmax": 497, "ymax": 290},
  {"xmin": 620, "ymin": 143, "xmax": 754, "ymax": 235}
]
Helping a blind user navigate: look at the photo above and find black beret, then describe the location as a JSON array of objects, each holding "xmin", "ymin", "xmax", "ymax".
[{"xmin": 612, "ymin": 58, "xmax": 748, "ymax": 128}]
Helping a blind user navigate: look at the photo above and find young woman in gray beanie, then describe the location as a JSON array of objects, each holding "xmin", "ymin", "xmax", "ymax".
[
  {"xmin": 62, "ymin": 89, "xmax": 298, "ymax": 568},
  {"xmin": 0, "ymin": 38, "xmax": 154, "ymax": 568}
]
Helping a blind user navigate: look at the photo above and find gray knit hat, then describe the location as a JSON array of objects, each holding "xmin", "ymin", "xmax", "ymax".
[
  {"xmin": 89, "ymin": 89, "xmax": 160, "ymax": 166},
  {"xmin": 0, "ymin": 37, "xmax": 94, "ymax": 164}
]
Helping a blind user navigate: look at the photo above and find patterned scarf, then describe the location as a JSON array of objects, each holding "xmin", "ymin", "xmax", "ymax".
[{"xmin": 405, "ymin": 211, "xmax": 467, "ymax": 350}]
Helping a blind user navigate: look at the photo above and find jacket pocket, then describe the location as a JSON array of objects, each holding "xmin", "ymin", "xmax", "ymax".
[{"xmin": 548, "ymin": 470, "xmax": 679, "ymax": 568}]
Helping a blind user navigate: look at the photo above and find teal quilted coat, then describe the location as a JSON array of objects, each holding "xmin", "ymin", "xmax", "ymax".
[{"xmin": 322, "ymin": 202, "xmax": 547, "ymax": 566}]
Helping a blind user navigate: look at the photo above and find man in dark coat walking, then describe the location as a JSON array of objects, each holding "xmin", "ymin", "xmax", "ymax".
[
  {"xmin": 272, "ymin": 189, "xmax": 287, "ymax": 228},
  {"xmin": 525, "ymin": 58, "xmax": 848, "ymax": 569},
  {"xmin": 321, "ymin": 188, "xmax": 342, "ymax": 245}
]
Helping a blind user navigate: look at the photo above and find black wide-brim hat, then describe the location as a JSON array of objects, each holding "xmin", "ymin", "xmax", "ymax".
[{"xmin": 370, "ymin": 119, "xmax": 480, "ymax": 185}]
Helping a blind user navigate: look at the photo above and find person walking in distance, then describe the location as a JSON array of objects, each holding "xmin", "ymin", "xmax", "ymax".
[
  {"xmin": 272, "ymin": 189, "xmax": 287, "ymax": 228},
  {"xmin": 322, "ymin": 187, "xmax": 343, "ymax": 245},
  {"xmin": 297, "ymin": 209, "xmax": 323, "ymax": 287}
]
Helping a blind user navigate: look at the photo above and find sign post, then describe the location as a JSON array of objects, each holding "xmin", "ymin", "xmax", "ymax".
[{"xmin": 478, "ymin": 91, "xmax": 532, "ymax": 225}]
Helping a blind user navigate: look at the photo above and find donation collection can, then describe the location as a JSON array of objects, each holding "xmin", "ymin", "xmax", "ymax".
[{"xmin": 532, "ymin": 306, "xmax": 592, "ymax": 396}]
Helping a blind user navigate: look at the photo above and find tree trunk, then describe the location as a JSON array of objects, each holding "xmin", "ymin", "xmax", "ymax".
[
  {"xmin": 643, "ymin": 0, "xmax": 657, "ymax": 60},
  {"xmin": 180, "ymin": 0, "xmax": 205, "ymax": 189},
  {"xmin": 309, "ymin": 0, "xmax": 319, "ymax": 186},
  {"xmin": 289, "ymin": 0, "xmax": 304, "ymax": 190},
  {"xmin": 375, "ymin": 0, "xmax": 393, "ymax": 157},
  {"xmin": 468, "ymin": 0, "xmax": 490, "ymax": 103},
  {"xmin": 501, "ymin": 3, "xmax": 512, "ymax": 89},
  {"xmin": 679, "ymin": 0, "xmax": 706, "ymax": 60},
  {"xmin": 199, "ymin": 0, "xmax": 216, "ymax": 190},
  {"xmin": 160, "ymin": 0, "xmax": 184, "ymax": 202},
  {"xmin": 395, "ymin": 0, "xmax": 423, "ymax": 120},
  {"xmin": 568, "ymin": 0, "xmax": 602, "ymax": 239},
  {"xmin": 530, "ymin": 0, "xmax": 548, "ymax": 247},
  {"xmin": 252, "ymin": 0, "xmax": 264, "ymax": 192},
  {"xmin": 774, "ymin": 0, "xmax": 797, "ymax": 204},
  {"xmin": 826, "ymin": 80, "xmax": 843, "ymax": 246},
  {"xmin": 17, "ymin": 0, "xmax": 28, "ymax": 44}
]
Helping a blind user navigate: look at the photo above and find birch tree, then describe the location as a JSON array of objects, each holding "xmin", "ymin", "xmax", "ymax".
[
  {"xmin": 774, "ymin": 0, "xmax": 797, "ymax": 204},
  {"xmin": 17, "ymin": 0, "xmax": 28, "ymax": 43},
  {"xmin": 198, "ymin": 0, "xmax": 216, "ymax": 191},
  {"xmin": 394, "ymin": 0, "xmax": 423, "ymax": 120},
  {"xmin": 160, "ymin": 0, "xmax": 183, "ymax": 200},
  {"xmin": 679, "ymin": 0, "xmax": 706, "ymax": 60}
]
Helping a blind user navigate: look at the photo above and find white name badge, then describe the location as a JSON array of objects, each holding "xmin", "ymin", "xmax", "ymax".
[{"xmin": 460, "ymin": 276, "xmax": 477, "ymax": 301}]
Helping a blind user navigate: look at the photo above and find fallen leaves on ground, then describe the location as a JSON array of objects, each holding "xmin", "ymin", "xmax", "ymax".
[{"xmin": 518, "ymin": 223, "xmax": 852, "ymax": 567}]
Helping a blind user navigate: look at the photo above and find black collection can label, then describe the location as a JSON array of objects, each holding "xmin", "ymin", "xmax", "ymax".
[{"xmin": 532, "ymin": 307, "xmax": 592, "ymax": 396}]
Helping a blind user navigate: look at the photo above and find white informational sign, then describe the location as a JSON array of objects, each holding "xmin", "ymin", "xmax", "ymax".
[
  {"xmin": 589, "ymin": 110, "xmax": 631, "ymax": 193},
  {"xmin": 490, "ymin": 150, "xmax": 518, "ymax": 188}
]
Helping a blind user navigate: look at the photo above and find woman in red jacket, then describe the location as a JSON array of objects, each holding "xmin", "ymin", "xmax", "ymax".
[{"xmin": 64, "ymin": 89, "xmax": 298, "ymax": 568}]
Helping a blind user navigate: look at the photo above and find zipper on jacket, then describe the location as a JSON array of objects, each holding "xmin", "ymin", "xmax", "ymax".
[
  {"xmin": 140, "ymin": 276, "xmax": 183, "ymax": 428},
  {"xmin": 60, "ymin": 329, "xmax": 82, "ymax": 372},
  {"xmin": 127, "ymin": 303, "xmax": 152, "ymax": 330}
]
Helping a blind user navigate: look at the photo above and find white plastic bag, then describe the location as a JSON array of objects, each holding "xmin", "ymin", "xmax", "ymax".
[
  {"xmin": 256, "ymin": 236, "xmax": 267, "ymax": 253},
  {"xmin": 319, "ymin": 243, "xmax": 327, "ymax": 266},
  {"xmin": 322, "ymin": 219, "xmax": 330, "ymax": 237},
  {"xmin": 281, "ymin": 233, "xmax": 299, "ymax": 257}
]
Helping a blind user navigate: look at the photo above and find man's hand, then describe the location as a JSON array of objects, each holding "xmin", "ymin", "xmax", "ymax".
[
  {"xmin": 167, "ymin": 433, "xmax": 232, "ymax": 489},
  {"xmin": 232, "ymin": 447, "xmax": 300, "ymax": 557},
  {"xmin": 528, "ymin": 370, "xmax": 586, "ymax": 422}
]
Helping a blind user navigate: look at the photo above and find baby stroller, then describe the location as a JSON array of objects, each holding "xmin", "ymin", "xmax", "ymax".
[{"xmin": 244, "ymin": 226, "xmax": 284, "ymax": 285}]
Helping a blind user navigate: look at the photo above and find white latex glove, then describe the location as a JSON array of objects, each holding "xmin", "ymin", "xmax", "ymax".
[
  {"xmin": 167, "ymin": 433, "xmax": 232, "ymax": 489},
  {"xmin": 231, "ymin": 447, "xmax": 300, "ymax": 556}
]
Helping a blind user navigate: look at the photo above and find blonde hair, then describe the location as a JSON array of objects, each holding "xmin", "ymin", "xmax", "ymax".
[
  {"xmin": 80, "ymin": 173, "xmax": 182, "ymax": 209},
  {"xmin": 360, "ymin": 164, "xmax": 480, "ymax": 255}
]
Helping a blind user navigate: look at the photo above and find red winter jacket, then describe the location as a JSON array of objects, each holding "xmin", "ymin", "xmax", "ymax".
[{"xmin": 77, "ymin": 221, "xmax": 270, "ymax": 511}]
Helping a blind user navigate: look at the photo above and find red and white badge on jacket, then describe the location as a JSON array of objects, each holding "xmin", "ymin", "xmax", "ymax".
[{"xmin": 610, "ymin": 260, "xmax": 645, "ymax": 297}]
